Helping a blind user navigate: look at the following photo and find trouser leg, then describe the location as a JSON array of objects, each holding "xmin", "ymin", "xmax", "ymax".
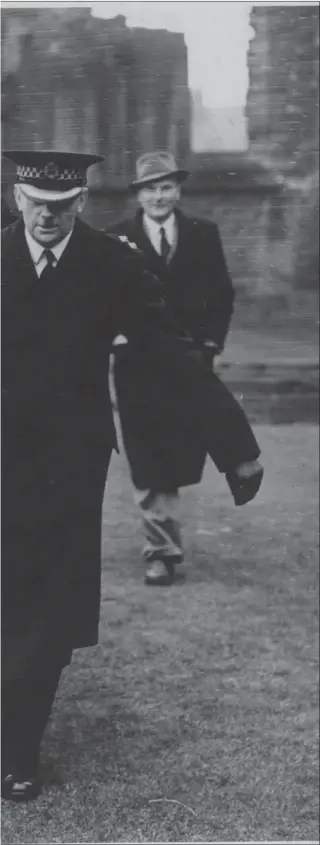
[
  {"xmin": 134, "ymin": 489, "xmax": 183, "ymax": 564},
  {"xmin": 1, "ymin": 656, "xmax": 68, "ymax": 778}
]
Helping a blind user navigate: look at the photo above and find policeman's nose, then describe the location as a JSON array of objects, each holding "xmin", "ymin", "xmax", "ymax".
[{"xmin": 40, "ymin": 205, "xmax": 55, "ymax": 219}]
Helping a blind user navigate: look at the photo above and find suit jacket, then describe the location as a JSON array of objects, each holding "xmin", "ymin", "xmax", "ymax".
[{"xmin": 109, "ymin": 208, "xmax": 235, "ymax": 352}]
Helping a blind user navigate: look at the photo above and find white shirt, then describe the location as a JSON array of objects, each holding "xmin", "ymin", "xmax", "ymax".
[
  {"xmin": 142, "ymin": 212, "xmax": 177, "ymax": 256},
  {"xmin": 25, "ymin": 228, "xmax": 73, "ymax": 277}
]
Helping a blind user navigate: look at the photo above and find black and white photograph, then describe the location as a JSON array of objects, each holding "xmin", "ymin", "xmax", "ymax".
[{"xmin": 1, "ymin": 0, "xmax": 319, "ymax": 842}]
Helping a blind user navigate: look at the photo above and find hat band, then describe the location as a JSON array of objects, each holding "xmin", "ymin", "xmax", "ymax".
[
  {"xmin": 16, "ymin": 163, "xmax": 86, "ymax": 188},
  {"xmin": 132, "ymin": 168, "xmax": 187, "ymax": 187}
]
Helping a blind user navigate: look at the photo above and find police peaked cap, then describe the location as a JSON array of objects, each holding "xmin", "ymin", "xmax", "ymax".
[{"xmin": 2, "ymin": 150, "xmax": 104, "ymax": 201}]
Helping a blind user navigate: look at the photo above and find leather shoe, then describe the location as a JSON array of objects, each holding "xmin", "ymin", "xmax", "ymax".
[
  {"xmin": 144, "ymin": 560, "xmax": 174, "ymax": 586},
  {"xmin": 1, "ymin": 773, "xmax": 41, "ymax": 802},
  {"xmin": 227, "ymin": 462, "xmax": 264, "ymax": 506}
]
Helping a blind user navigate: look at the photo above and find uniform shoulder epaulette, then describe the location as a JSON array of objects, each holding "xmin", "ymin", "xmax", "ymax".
[{"xmin": 104, "ymin": 232, "xmax": 143, "ymax": 257}]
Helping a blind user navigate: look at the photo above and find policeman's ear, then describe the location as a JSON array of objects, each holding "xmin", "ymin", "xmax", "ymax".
[
  {"xmin": 13, "ymin": 184, "xmax": 24, "ymax": 211},
  {"xmin": 75, "ymin": 188, "xmax": 88, "ymax": 215}
]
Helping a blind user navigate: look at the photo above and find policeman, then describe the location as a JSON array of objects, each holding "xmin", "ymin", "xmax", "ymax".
[{"xmin": 2, "ymin": 149, "xmax": 262, "ymax": 800}]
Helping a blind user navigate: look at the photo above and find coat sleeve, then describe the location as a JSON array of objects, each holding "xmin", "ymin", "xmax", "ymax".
[{"xmin": 201, "ymin": 223, "xmax": 235, "ymax": 352}]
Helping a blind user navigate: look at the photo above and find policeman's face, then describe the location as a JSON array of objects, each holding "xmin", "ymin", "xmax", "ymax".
[
  {"xmin": 138, "ymin": 179, "xmax": 181, "ymax": 222},
  {"xmin": 14, "ymin": 186, "xmax": 87, "ymax": 246}
]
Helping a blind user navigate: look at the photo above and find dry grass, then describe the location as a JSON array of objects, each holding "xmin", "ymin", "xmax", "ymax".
[{"xmin": 1, "ymin": 425, "xmax": 319, "ymax": 843}]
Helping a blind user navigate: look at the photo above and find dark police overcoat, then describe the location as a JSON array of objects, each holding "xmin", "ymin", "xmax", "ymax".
[
  {"xmin": 2, "ymin": 218, "xmax": 259, "ymax": 682},
  {"xmin": 1, "ymin": 196, "xmax": 19, "ymax": 228},
  {"xmin": 109, "ymin": 209, "xmax": 236, "ymax": 490}
]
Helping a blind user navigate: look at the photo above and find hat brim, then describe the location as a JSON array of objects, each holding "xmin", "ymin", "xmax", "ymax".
[
  {"xmin": 130, "ymin": 169, "xmax": 189, "ymax": 191},
  {"xmin": 17, "ymin": 184, "xmax": 84, "ymax": 202}
]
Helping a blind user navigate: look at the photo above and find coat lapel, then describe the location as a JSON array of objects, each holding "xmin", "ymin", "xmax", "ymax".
[
  {"xmin": 3, "ymin": 219, "xmax": 91, "ymax": 284},
  {"xmin": 167, "ymin": 210, "xmax": 193, "ymax": 273},
  {"xmin": 114, "ymin": 209, "xmax": 195, "ymax": 287},
  {"xmin": 122, "ymin": 212, "xmax": 166, "ymax": 278},
  {"xmin": 163, "ymin": 210, "xmax": 196, "ymax": 298},
  {"xmin": 54, "ymin": 217, "xmax": 93, "ymax": 278}
]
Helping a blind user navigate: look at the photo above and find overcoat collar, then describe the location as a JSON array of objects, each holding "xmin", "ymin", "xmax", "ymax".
[
  {"xmin": 2, "ymin": 217, "xmax": 95, "ymax": 285},
  {"xmin": 124, "ymin": 208, "xmax": 194, "ymax": 279}
]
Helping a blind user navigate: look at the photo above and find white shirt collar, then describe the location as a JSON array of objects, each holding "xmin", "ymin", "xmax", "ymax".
[
  {"xmin": 143, "ymin": 212, "xmax": 176, "ymax": 246},
  {"xmin": 25, "ymin": 228, "xmax": 74, "ymax": 266}
]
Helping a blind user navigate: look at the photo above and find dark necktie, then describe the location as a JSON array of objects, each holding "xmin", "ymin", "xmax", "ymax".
[
  {"xmin": 160, "ymin": 227, "xmax": 170, "ymax": 262},
  {"xmin": 40, "ymin": 249, "xmax": 56, "ymax": 281}
]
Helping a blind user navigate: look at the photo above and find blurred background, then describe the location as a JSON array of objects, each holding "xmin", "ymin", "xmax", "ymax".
[{"xmin": 1, "ymin": 1, "xmax": 319, "ymax": 400}]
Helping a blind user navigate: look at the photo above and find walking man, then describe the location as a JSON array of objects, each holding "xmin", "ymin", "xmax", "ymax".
[
  {"xmin": 2, "ymin": 148, "xmax": 262, "ymax": 801},
  {"xmin": 110, "ymin": 151, "xmax": 243, "ymax": 586}
]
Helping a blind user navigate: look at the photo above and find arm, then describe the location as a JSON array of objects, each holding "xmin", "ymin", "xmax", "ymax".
[{"xmin": 115, "ymin": 247, "xmax": 192, "ymax": 351}]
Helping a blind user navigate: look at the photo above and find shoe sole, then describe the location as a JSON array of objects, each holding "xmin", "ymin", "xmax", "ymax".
[{"xmin": 2, "ymin": 777, "xmax": 41, "ymax": 802}]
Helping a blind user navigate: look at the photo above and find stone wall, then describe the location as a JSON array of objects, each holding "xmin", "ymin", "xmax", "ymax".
[
  {"xmin": 246, "ymin": 5, "xmax": 319, "ymax": 293},
  {"xmin": 83, "ymin": 187, "xmax": 275, "ymax": 301},
  {"xmin": 1, "ymin": 6, "xmax": 190, "ymax": 185},
  {"xmin": 80, "ymin": 186, "xmax": 317, "ymax": 335},
  {"xmin": 2, "ymin": 4, "xmax": 318, "ymax": 331},
  {"xmin": 247, "ymin": 5, "xmax": 318, "ymax": 172},
  {"xmin": 82, "ymin": 148, "xmax": 319, "ymax": 329}
]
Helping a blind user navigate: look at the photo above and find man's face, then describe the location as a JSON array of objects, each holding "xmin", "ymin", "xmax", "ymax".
[
  {"xmin": 14, "ymin": 186, "xmax": 86, "ymax": 246},
  {"xmin": 137, "ymin": 178, "xmax": 181, "ymax": 222}
]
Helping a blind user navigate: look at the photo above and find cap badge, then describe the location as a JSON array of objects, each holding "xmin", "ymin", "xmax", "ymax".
[{"xmin": 44, "ymin": 162, "xmax": 60, "ymax": 179}]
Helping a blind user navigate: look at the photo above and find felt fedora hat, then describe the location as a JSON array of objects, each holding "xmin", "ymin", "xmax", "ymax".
[
  {"xmin": 2, "ymin": 150, "xmax": 104, "ymax": 202},
  {"xmin": 130, "ymin": 151, "xmax": 189, "ymax": 190}
]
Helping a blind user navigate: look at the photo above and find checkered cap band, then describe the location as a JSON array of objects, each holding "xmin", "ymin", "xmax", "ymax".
[{"xmin": 16, "ymin": 163, "xmax": 86, "ymax": 185}]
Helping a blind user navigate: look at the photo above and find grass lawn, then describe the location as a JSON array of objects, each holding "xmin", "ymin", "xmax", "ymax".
[{"xmin": 1, "ymin": 425, "xmax": 319, "ymax": 844}]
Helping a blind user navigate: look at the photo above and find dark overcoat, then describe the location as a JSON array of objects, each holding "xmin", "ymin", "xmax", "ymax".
[
  {"xmin": 1, "ymin": 196, "xmax": 19, "ymax": 228},
  {"xmin": 110, "ymin": 208, "xmax": 235, "ymax": 352},
  {"xmin": 1, "ymin": 218, "xmax": 183, "ymax": 680},
  {"xmin": 2, "ymin": 218, "xmax": 259, "ymax": 681},
  {"xmin": 109, "ymin": 209, "xmax": 235, "ymax": 489}
]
